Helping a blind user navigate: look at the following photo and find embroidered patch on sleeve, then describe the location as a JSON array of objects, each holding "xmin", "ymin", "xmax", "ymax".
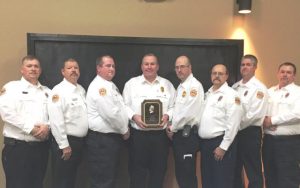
[
  {"xmin": 256, "ymin": 91, "xmax": 264, "ymax": 99},
  {"xmin": 190, "ymin": 89, "xmax": 197, "ymax": 97}
]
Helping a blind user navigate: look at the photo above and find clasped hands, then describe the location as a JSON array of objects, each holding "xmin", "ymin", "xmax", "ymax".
[{"xmin": 30, "ymin": 124, "xmax": 50, "ymax": 140}]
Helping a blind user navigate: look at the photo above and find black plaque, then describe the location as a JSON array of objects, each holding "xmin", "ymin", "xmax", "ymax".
[{"xmin": 141, "ymin": 99, "xmax": 162, "ymax": 128}]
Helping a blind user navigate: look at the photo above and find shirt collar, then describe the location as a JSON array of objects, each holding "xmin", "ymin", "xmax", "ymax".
[
  {"xmin": 140, "ymin": 75, "xmax": 160, "ymax": 85},
  {"xmin": 96, "ymin": 75, "xmax": 113, "ymax": 87},
  {"xmin": 179, "ymin": 74, "xmax": 193, "ymax": 88},
  {"xmin": 21, "ymin": 77, "xmax": 42, "ymax": 89},
  {"xmin": 275, "ymin": 82, "xmax": 296, "ymax": 92},
  {"xmin": 239, "ymin": 76, "xmax": 257, "ymax": 88},
  {"xmin": 208, "ymin": 82, "xmax": 228, "ymax": 94},
  {"xmin": 62, "ymin": 78, "xmax": 78, "ymax": 92}
]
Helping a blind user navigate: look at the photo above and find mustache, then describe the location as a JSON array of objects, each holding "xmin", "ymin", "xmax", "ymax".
[
  {"xmin": 213, "ymin": 77, "xmax": 221, "ymax": 82},
  {"xmin": 71, "ymin": 72, "xmax": 78, "ymax": 76}
]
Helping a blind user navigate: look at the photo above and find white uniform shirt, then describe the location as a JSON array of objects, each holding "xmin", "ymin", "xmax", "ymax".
[
  {"xmin": 0, "ymin": 77, "xmax": 50, "ymax": 142},
  {"xmin": 198, "ymin": 82, "xmax": 242, "ymax": 150},
  {"xmin": 232, "ymin": 76, "xmax": 268, "ymax": 130},
  {"xmin": 265, "ymin": 83, "xmax": 300, "ymax": 135},
  {"xmin": 123, "ymin": 75, "xmax": 176, "ymax": 130},
  {"xmin": 171, "ymin": 74, "xmax": 204, "ymax": 132},
  {"xmin": 48, "ymin": 79, "xmax": 88, "ymax": 149},
  {"xmin": 86, "ymin": 75, "xmax": 128, "ymax": 134}
]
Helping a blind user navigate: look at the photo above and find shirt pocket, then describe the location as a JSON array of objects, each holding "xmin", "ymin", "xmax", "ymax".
[
  {"xmin": 66, "ymin": 98, "xmax": 82, "ymax": 119},
  {"xmin": 176, "ymin": 95, "xmax": 187, "ymax": 104},
  {"xmin": 278, "ymin": 98, "xmax": 293, "ymax": 110},
  {"xmin": 19, "ymin": 95, "xmax": 35, "ymax": 114},
  {"xmin": 156, "ymin": 92, "xmax": 170, "ymax": 104},
  {"xmin": 212, "ymin": 101, "xmax": 225, "ymax": 118},
  {"xmin": 112, "ymin": 91, "xmax": 123, "ymax": 104}
]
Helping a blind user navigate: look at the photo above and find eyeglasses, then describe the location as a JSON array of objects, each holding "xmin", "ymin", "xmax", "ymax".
[
  {"xmin": 175, "ymin": 65, "xmax": 189, "ymax": 70},
  {"xmin": 211, "ymin": 72, "xmax": 226, "ymax": 76}
]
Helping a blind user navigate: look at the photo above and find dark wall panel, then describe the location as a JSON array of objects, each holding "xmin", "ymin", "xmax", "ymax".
[{"xmin": 28, "ymin": 33, "xmax": 243, "ymax": 92}]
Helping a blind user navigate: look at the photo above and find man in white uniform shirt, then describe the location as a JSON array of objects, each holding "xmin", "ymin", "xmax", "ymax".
[
  {"xmin": 262, "ymin": 62, "xmax": 300, "ymax": 188},
  {"xmin": 123, "ymin": 53, "xmax": 176, "ymax": 188},
  {"xmin": 0, "ymin": 55, "xmax": 50, "ymax": 188},
  {"xmin": 86, "ymin": 55, "xmax": 129, "ymax": 188},
  {"xmin": 166, "ymin": 55, "xmax": 204, "ymax": 188},
  {"xmin": 198, "ymin": 64, "xmax": 242, "ymax": 188},
  {"xmin": 232, "ymin": 55, "xmax": 267, "ymax": 188},
  {"xmin": 48, "ymin": 58, "xmax": 88, "ymax": 188}
]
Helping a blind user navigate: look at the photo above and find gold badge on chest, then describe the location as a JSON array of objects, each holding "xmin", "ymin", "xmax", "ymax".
[
  {"xmin": 99, "ymin": 88, "xmax": 107, "ymax": 96},
  {"xmin": 52, "ymin": 94, "xmax": 59, "ymax": 102},
  {"xmin": 235, "ymin": 97, "xmax": 241, "ymax": 105}
]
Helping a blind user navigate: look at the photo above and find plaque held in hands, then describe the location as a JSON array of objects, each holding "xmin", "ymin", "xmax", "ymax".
[{"xmin": 141, "ymin": 99, "xmax": 162, "ymax": 128}]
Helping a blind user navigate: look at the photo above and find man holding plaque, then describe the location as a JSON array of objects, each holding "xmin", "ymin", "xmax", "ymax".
[
  {"xmin": 123, "ymin": 53, "xmax": 176, "ymax": 188},
  {"xmin": 86, "ymin": 55, "xmax": 129, "ymax": 188},
  {"xmin": 166, "ymin": 55, "xmax": 204, "ymax": 188}
]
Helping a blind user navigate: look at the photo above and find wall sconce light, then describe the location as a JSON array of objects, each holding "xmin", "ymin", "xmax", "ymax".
[{"xmin": 237, "ymin": 0, "xmax": 252, "ymax": 14}]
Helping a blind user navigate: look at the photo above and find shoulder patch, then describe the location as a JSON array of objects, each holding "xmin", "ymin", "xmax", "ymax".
[
  {"xmin": 190, "ymin": 89, "xmax": 197, "ymax": 97},
  {"xmin": 256, "ymin": 91, "xmax": 264, "ymax": 99},
  {"xmin": 99, "ymin": 88, "xmax": 107, "ymax": 96},
  {"xmin": 160, "ymin": 86, "xmax": 164, "ymax": 93},
  {"xmin": 235, "ymin": 97, "xmax": 241, "ymax": 105},
  {"xmin": 52, "ymin": 94, "xmax": 59, "ymax": 102},
  {"xmin": 182, "ymin": 91, "xmax": 186, "ymax": 97},
  {"xmin": 0, "ymin": 87, "xmax": 6, "ymax": 96}
]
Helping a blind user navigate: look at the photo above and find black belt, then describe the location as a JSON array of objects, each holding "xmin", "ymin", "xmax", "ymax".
[
  {"xmin": 88, "ymin": 129, "xmax": 120, "ymax": 137},
  {"xmin": 265, "ymin": 134, "xmax": 300, "ymax": 140},
  {"xmin": 200, "ymin": 134, "xmax": 224, "ymax": 141},
  {"xmin": 67, "ymin": 135, "xmax": 85, "ymax": 141},
  {"xmin": 4, "ymin": 137, "xmax": 47, "ymax": 146},
  {"xmin": 176, "ymin": 125, "xmax": 198, "ymax": 137}
]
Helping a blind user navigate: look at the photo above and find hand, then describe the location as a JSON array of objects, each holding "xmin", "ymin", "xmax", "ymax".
[
  {"xmin": 213, "ymin": 147, "xmax": 226, "ymax": 161},
  {"xmin": 122, "ymin": 129, "xmax": 130, "ymax": 140},
  {"xmin": 31, "ymin": 124, "xmax": 50, "ymax": 140},
  {"xmin": 62, "ymin": 146, "xmax": 72, "ymax": 160},
  {"xmin": 263, "ymin": 116, "xmax": 277, "ymax": 131},
  {"xmin": 159, "ymin": 114, "xmax": 169, "ymax": 127},
  {"xmin": 269, "ymin": 125, "xmax": 278, "ymax": 131},
  {"xmin": 132, "ymin": 115, "xmax": 147, "ymax": 129},
  {"xmin": 263, "ymin": 116, "xmax": 272, "ymax": 129},
  {"xmin": 166, "ymin": 125, "xmax": 173, "ymax": 140},
  {"xmin": 30, "ymin": 126, "xmax": 39, "ymax": 136}
]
